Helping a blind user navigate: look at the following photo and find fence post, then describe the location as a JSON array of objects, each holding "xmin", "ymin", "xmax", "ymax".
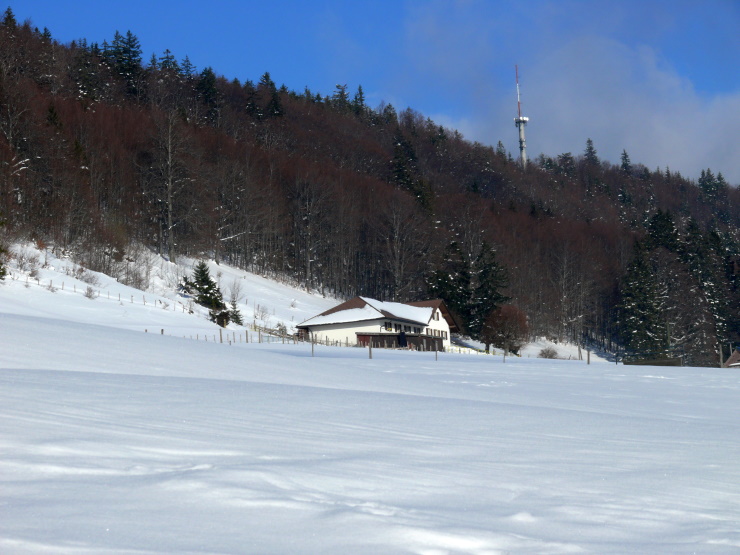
[
  {"xmin": 369, "ymin": 341, "xmax": 373, "ymax": 359},
  {"xmin": 219, "ymin": 328, "xmax": 223, "ymax": 344},
  {"xmin": 587, "ymin": 349, "xmax": 590, "ymax": 365}
]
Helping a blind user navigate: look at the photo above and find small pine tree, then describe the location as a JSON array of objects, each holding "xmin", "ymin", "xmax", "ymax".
[
  {"xmin": 182, "ymin": 261, "xmax": 230, "ymax": 326},
  {"xmin": 229, "ymin": 299, "xmax": 244, "ymax": 326}
]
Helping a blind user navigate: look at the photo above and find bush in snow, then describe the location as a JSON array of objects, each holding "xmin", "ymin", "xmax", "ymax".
[{"xmin": 538, "ymin": 347, "xmax": 559, "ymax": 359}]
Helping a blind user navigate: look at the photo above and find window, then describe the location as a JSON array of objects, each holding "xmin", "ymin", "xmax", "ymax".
[
  {"xmin": 433, "ymin": 310, "xmax": 439, "ymax": 321},
  {"xmin": 442, "ymin": 331, "xmax": 448, "ymax": 339},
  {"xmin": 394, "ymin": 324, "xmax": 400, "ymax": 332},
  {"xmin": 385, "ymin": 321, "xmax": 392, "ymax": 331}
]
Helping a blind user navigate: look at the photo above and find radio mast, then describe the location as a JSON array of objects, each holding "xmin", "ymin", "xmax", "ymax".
[{"xmin": 514, "ymin": 65, "xmax": 529, "ymax": 170}]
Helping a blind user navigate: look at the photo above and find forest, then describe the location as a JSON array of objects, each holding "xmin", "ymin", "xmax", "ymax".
[{"xmin": 0, "ymin": 8, "xmax": 738, "ymax": 365}]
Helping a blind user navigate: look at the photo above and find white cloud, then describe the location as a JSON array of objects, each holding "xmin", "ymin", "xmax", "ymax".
[
  {"xmin": 396, "ymin": 2, "xmax": 740, "ymax": 185},
  {"xmin": 461, "ymin": 35, "xmax": 740, "ymax": 184}
]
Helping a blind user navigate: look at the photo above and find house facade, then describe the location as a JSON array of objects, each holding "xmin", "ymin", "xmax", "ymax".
[{"xmin": 296, "ymin": 297, "xmax": 458, "ymax": 350}]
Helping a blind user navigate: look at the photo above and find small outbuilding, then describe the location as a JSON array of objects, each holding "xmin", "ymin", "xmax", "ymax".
[
  {"xmin": 296, "ymin": 296, "xmax": 458, "ymax": 350},
  {"xmin": 724, "ymin": 348, "xmax": 740, "ymax": 368}
]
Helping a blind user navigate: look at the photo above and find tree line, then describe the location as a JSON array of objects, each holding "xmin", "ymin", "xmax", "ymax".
[{"xmin": 0, "ymin": 8, "xmax": 738, "ymax": 364}]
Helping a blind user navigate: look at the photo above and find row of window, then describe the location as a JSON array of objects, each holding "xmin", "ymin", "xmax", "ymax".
[
  {"xmin": 426, "ymin": 328, "xmax": 448, "ymax": 339},
  {"xmin": 382, "ymin": 321, "xmax": 446, "ymax": 339},
  {"xmin": 384, "ymin": 322, "xmax": 422, "ymax": 333}
]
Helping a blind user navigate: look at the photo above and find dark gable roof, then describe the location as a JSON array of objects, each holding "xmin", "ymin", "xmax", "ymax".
[
  {"xmin": 315, "ymin": 296, "xmax": 368, "ymax": 318},
  {"xmin": 726, "ymin": 349, "xmax": 740, "ymax": 367}
]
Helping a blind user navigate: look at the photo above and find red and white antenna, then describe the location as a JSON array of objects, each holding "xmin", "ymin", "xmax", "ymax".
[{"xmin": 514, "ymin": 65, "xmax": 529, "ymax": 170}]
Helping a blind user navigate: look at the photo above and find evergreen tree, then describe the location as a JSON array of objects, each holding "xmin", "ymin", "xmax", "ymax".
[
  {"xmin": 107, "ymin": 30, "xmax": 143, "ymax": 96},
  {"xmin": 256, "ymin": 71, "xmax": 273, "ymax": 90},
  {"xmin": 182, "ymin": 261, "xmax": 230, "ymax": 326},
  {"xmin": 646, "ymin": 210, "xmax": 680, "ymax": 252},
  {"xmin": 196, "ymin": 66, "xmax": 219, "ymax": 119},
  {"xmin": 428, "ymin": 241, "xmax": 470, "ymax": 330},
  {"xmin": 584, "ymin": 138, "xmax": 598, "ymax": 165},
  {"xmin": 556, "ymin": 152, "xmax": 576, "ymax": 177},
  {"xmin": 257, "ymin": 72, "xmax": 282, "ymax": 117},
  {"xmin": 618, "ymin": 242, "xmax": 666, "ymax": 354},
  {"xmin": 229, "ymin": 299, "xmax": 244, "ymax": 326},
  {"xmin": 698, "ymin": 168, "xmax": 728, "ymax": 206},
  {"xmin": 391, "ymin": 131, "xmax": 432, "ymax": 209},
  {"xmin": 266, "ymin": 89, "xmax": 283, "ymax": 117},
  {"xmin": 620, "ymin": 149, "xmax": 632, "ymax": 175},
  {"xmin": 381, "ymin": 102, "xmax": 397, "ymax": 125},
  {"xmin": 158, "ymin": 49, "xmax": 179, "ymax": 71},
  {"xmin": 428, "ymin": 241, "xmax": 508, "ymax": 339},
  {"xmin": 352, "ymin": 85, "xmax": 365, "ymax": 115},
  {"xmin": 180, "ymin": 55, "xmax": 196, "ymax": 79},
  {"xmin": 2, "ymin": 7, "xmax": 17, "ymax": 29},
  {"xmin": 332, "ymin": 83, "xmax": 349, "ymax": 110},
  {"xmin": 468, "ymin": 242, "xmax": 509, "ymax": 338},
  {"xmin": 681, "ymin": 220, "xmax": 730, "ymax": 344}
]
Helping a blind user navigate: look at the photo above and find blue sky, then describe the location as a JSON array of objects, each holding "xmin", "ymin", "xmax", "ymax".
[{"xmin": 9, "ymin": 0, "xmax": 740, "ymax": 184}]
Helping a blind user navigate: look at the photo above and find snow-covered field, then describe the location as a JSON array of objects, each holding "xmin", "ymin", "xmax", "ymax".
[{"xmin": 1, "ymin": 246, "xmax": 739, "ymax": 554}]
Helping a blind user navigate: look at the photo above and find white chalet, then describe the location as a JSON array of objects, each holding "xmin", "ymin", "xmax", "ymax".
[{"xmin": 296, "ymin": 296, "xmax": 458, "ymax": 350}]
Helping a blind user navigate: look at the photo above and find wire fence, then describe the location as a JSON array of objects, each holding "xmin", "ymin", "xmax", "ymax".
[{"xmin": 6, "ymin": 271, "xmax": 596, "ymax": 362}]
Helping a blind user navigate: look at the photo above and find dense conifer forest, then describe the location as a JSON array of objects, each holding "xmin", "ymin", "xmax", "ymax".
[{"xmin": 0, "ymin": 8, "xmax": 738, "ymax": 365}]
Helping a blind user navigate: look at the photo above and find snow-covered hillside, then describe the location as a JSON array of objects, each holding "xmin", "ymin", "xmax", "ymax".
[
  {"xmin": 1, "ymin": 245, "xmax": 739, "ymax": 553},
  {"xmin": 1, "ymin": 243, "xmax": 339, "ymax": 339}
]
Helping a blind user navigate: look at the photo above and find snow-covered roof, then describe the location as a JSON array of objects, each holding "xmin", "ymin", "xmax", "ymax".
[
  {"xmin": 360, "ymin": 297, "xmax": 433, "ymax": 324},
  {"xmin": 297, "ymin": 296, "xmax": 434, "ymax": 328}
]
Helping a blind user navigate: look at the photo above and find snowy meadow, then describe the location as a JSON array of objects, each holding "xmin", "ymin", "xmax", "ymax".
[{"xmin": 1, "ymin": 246, "xmax": 739, "ymax": 554}]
